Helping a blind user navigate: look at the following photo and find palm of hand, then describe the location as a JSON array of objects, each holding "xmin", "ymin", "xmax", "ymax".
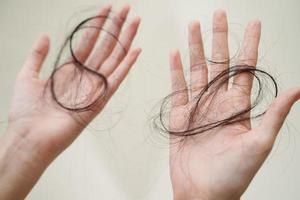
[
  {"xmin": 169, "ymin": 10, "xmax": 300, "ymax": 200},
  {"xmin": 170, "ymin": 90, "xmax": 270, "ymax": 200},
  {"xmin": 9, "ymin": 70, "xmax": 82, "ymax": 156},
  {"xmin": 7, "ymin": 4, "xmax": 141, "ymax": 160}
]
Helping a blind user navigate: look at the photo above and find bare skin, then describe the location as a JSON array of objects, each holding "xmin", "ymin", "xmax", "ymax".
[
  {"xmin": 169, "ymin": 10, "xmax": 300, "ymax": 200},
  {"xmin": 0, "ymin": 4, "xmax": 141, "ymax": 200},
  {"xmin": 0, "ymin": 6, "xmax": 299, "ymax": 200}
]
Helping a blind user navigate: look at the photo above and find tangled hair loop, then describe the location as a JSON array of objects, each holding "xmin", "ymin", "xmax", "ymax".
[
  {"xmin": 152, "ymin": 64, "xmax": 278, "ymax": 138},
  {"xmin": 49, "ymin": 12, "xmax": 126, "ymax": 112}
]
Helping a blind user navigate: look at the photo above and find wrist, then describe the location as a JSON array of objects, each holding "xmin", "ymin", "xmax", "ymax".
[
  {"xmin": 1, "ymin": 126, "xmax": 52, "ymax": 169},
  {"xmin": 174, "ymin": 197, "xmax": 240, "ymax": 200},
  {"xmin": 6, "ymin": 123, "xmax": 58, "ymax": 162},
  {"xmin": 173, "ymin": 192, "xmax": 240, "ymax": 200},
  {"xmin": 0, "ymin": 128, "xmax": 50, "ymax": 200}
]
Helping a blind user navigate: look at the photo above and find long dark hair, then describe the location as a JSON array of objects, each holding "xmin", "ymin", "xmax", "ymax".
[
  {"xmin": 152, "ymin": 61, "xmax": 278, "ymax": 138},
  {"xmin": 46, "ymin": 11, "xmax": 126, "ymax": 113},
  {"xmin": 47, "ymin": 12, "xmax": 278, "ymax": 138}
]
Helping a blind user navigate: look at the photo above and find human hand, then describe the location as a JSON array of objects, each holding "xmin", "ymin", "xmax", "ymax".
[
  {"xmin": 169, "ymin": 10, "xmax": 300, "ymax": 200},
  {"xmin": 0, "ymin": 4, "xmax": 141, "ymax": 200}
]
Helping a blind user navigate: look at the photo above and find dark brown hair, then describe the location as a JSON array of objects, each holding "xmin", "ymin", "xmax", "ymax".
[
  {"xmin": 47, "ymin": 11, "xmax": 126, "ymax": 113},
  {"xmin": 47, "ymin": 13, "xmax": 278, "ymax": 138},
  {"xmin": 152, "ymin": 61, "xmax": 278, "ymax": 138}
]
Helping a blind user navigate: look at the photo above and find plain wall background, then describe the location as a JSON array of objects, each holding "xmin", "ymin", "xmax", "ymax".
[{"xmin": 0, "ymin": 0, "xmax": 300, "ymax": 199}]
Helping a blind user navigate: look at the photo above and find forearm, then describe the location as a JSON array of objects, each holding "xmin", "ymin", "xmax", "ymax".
[
  {"xmin": 173, "ymin": 190, "xmax": 241, "ymax": 200},
  {"xmin": 174, "ymin": 196, "xmax": 241, "ymax": 200},
  {"xmin": 0, "ymin": 130, "xmax": 50, "ymax": 200}
]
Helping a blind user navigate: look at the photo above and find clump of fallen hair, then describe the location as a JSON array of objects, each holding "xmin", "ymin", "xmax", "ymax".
[
  {"xmin": 152, "ymin": 63, "xmax": 278, "ymax": 138},
  {"xmin": 46, "ymin": 12, "xmax": 126, "ymax": 112}
]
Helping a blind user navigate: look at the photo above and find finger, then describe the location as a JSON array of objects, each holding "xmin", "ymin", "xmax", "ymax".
[
  {"xmin": 107, "ymin": 47, "xmax": 141, "ymax": 95},
  {"xmin": 21, "ymin": 34, "xmax": 50, "ymax": 78},
  {"xmin": 210, "ymin": 9, "xmax": 229, "ymax": 90},
  {"xmin": 259, "ymin": 87, "xmax": 300, "ymax": 140},
  {"xmin": 188, "ymin": 20, "xmax": 208, "ymax": 98},
  {"xmin": 72, "ymin": 4, "xmax": 112, "ymax": 63},
  {"xmin": 86, "ymin": 4, "xmax": 130, "ymax": 70},
  {"xmin": 98, "ymin": 16, "xmax": 141, "ymax": 77},
  {"xmin": 232, "ymin": 20, "xmax": 261, "ymax": 93},
  {"xmin": 170, "ymin": 50, "xmax": 189, "ymax": 107}
]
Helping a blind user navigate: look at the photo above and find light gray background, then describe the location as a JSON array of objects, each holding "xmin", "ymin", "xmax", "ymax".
[{"xmin": 0, "ymin": 0, "xmax": 300, "ymax": 199}]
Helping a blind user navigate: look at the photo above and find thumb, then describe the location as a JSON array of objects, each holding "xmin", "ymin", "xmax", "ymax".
[
  {"xmin": 20, "ymin": 34, "xmax": 50, "ymax": 78},
  {"xmin": 259, "ymin": 87, "xmax": 300, "ymax": 139}
]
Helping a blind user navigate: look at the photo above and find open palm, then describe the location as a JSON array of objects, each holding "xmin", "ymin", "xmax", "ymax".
[
  {"xmin": 6, "ymin": 4, "xmax": 141, "ymax": 163},
  {"xmin": 169, "ymin": 10, "xmax": 300, "ymax": 200}
]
